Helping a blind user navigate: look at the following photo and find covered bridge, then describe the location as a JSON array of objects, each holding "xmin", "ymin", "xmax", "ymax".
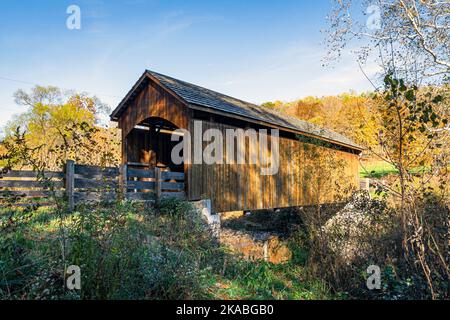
[{"xmin": 110, "ymin": 70, "xmax": 363, "ymax": 212}]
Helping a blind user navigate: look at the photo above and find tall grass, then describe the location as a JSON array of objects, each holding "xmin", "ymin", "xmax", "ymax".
[{"xmin": 0, "ymin": 199, "xmax": 334, "ymax": 300}]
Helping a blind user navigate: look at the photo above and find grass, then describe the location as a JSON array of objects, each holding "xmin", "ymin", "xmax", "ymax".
[
  {"xmin": 0, "ymin": 200, "xmax": 336, "ymax": 300},
  {"xmin": 208, "ymin": 250, "xmax": 333, "ymax": 300},
  {"xmin": 360, "ymin": 160, "xmax": 450, "ymax": 179},
  {"xmin": 210, "ymin": 262, "xmax": 333, "ymax": 300},
  {"xmin": 359, "ymin": 160, "xmax": 398, "ymax": 178}
]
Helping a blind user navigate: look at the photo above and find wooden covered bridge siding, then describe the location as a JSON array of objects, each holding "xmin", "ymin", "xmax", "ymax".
[
  {"xmin": 116, "ymin": 77, "xmax": 359, "ymax": 213},
  {"xmin": 118, "ymin": 79, "xmax": 190, "ymax": 165},
  {"xmin": 187, "ymin": 119, "xmax": 359, "ymax": 213}
]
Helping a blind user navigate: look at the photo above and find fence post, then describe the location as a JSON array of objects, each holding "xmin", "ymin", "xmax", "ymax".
[
  {"xmin": 155, "ymin": 167, "xmax": 161, "ymax": 205},
  {"xmin": 359, "ymin": 178, "xmax": 370, "ymax": 191},
  {"xmin": 119, "ymin": 163, "xmax": 127, "ymax": 200},
  {"xmin": 66, "ymin": 160, "xmax": 75, "ymax": 211}
]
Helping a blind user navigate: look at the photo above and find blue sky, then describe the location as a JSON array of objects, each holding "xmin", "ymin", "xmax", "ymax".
[{"xmin": 0, "ymin": 0, "xmax": 376, "ymax": 127}]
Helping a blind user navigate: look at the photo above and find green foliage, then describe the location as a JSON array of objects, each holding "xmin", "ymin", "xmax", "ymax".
[
  {"xmin": 372, "ymin": 75, "xmax": 449, "ymax": 299},
  {"xmin": 0, "ymin": 207, "xmax": 63, "ymax": 299},
  {"xmin": 359, "ymin": 161, "xmax": 398, "ymax": 178},
  {"xmin": 3, "ymin": 196, "xmax": 445, "ymax": 300},
  {"xmin": 287, "ymin": 229, "xmax": 309, "ymax": 266},
  {"xmin": 375, "ymin": 74, "xmax": 448, "ymax": 173},
  {"xmin": 0, "ymin": 200, "xmax": 336, "ymax": 300},
  {"xmin": 217, "ymin": 259, "xmax": 332, "ymax": 300},
  {"xmin": 156, "ymin": 198, "xmax": 193, "ymax": 217}
]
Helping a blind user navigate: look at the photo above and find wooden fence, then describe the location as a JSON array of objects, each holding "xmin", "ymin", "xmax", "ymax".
[
  {"xmin": 0, "ymin": 161, "xmax": 185, "ymax": 209},
  {"xmin": 0, "ymin": 170, "xmax": 65, "ymax": 207},
  {"xmin": 359, "ymin": 178, "xmax": 385, "ymax": 193},
  {"xmin": 359, "ymin": 178, "xmax": 370, "ymax": 191},
  {"xmin": 124, "ymin": 165, "xmax": 185, "ymax": 202}
]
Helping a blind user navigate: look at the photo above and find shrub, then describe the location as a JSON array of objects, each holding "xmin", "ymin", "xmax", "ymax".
[
  {"xmin": 294, "ymin": 190, "xmax": 448, "ymax": 299},
  {"xmin": 0, "ymin": 200, "xmax": 226, "ymax": 300},
  {"xmin": 0, "ymin": 199, "xmax": 338, "ymax": 300}
]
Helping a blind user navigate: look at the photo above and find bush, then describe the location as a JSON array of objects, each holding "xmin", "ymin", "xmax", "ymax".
[
  {"xmin": 0, "ymin": 199, "xmax": 337, "ymax": 300},
  {"xmin": 294, "ymin": 190, "xmax": 448, "ymax": 299},
  {"xmin": 0, "ymin": 200, "xmax": 225, "ymax": 299},
  {"xmin": 64, "ymin": 200, "xmax": 230, "ymax": 299}
]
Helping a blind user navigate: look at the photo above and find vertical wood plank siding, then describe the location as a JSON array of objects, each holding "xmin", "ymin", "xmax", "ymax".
[
  {"xmin": 118, "ymin": 80, "xmax": 360, "ymax": 213},
  {"xmin": 187, "ymin": 118, "xmax": 359, "ymax": 212},
  {"xmin": 118, "ymin": 80, "xmax": 190, "ymax": 139}
]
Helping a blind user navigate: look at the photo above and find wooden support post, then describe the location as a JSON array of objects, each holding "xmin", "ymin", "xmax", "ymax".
[
  {"xmin": 359, "ymin": 178, "xmax": 370, "ymax": 191},
  {"xmin": 119, "ymin": 164, "xmax": 128, "ymax": 200},
  {"xmin": 66, "ymin": 160, "xmax": 75, "ymax": 211},
  {"xmin": 121, "ymin": 128, "xmax": 128, "ymax": 165},
  {"xmin": 364, "ymin": 178, "xmax": 370, "ymax": 191},
  {"xmin": 155, "ymin": 167, "xmax": 162, "ymax": 205}
]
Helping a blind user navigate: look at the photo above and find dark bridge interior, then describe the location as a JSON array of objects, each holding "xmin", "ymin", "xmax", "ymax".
[{"xmin": 125, "ymin": 117, "xmax": 184, "ymax": 173}]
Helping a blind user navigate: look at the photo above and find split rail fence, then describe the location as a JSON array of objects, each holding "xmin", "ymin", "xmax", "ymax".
[{"xmin": 0, "ymin": 160, "xmax": 185, "ymax": 209}]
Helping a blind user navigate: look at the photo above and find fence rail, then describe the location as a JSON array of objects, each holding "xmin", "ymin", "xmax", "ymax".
[
  {"xmin": 359, "ymin": 178, "xmax": 384, "ymax": 193},
  {"xmin": 125, "ymin": 166, "xmax": 185, "ymax": 203},
  {"xmin": 0, "ymin": 168, "xmax": 65, "ymax": 208},
  {"xmin": 0, "ymin": 161, "xmax": 185, "ymax": 209},
  {"xmin": 359, "ymin": 178, "xmax": 370, "ymax": 191}
]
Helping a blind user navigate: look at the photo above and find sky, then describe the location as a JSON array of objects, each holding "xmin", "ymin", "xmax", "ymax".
[{"xmin": 0, "ymin": 0, "xmax": 377, "ymax": 128}]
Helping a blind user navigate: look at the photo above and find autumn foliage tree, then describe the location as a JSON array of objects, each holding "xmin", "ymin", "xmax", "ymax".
[
  {"xmin": 0, "ymin": 86, "xmax": 120, "ymax": 170},
  {"xmin": 263, "ymin": 93, "xmax": 380, "ymax": 149},
  {"xmin": 370, "ymin": 74, "xmax": 449, "ymax": 298}
]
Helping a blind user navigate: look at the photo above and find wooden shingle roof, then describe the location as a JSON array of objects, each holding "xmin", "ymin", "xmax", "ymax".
[{"xmin": 110, "ymin": 70, "xmax": 363, "ymax": 151}]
